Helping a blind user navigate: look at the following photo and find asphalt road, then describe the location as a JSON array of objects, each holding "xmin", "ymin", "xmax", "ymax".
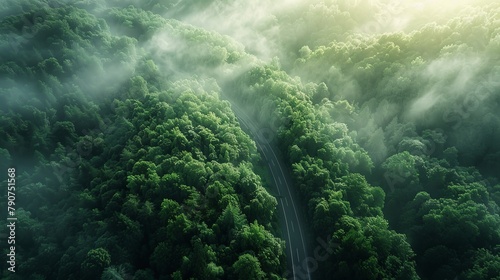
[{"xmin": 228, "ymin": 101, "xmax": 312, "ymax": 280}]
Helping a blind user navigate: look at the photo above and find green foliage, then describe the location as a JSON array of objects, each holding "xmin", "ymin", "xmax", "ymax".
[
  {"xmin": 232, "ymin": 253, "xmax": 266, "ymax": 280},
  {"xmin": 462, "ymin": 249, "xmax": 500, "ymax": 280},
  {"xmin": 0, "ymin": 3, "xmax": 283, "ymax": 278},
  {"xmin": 230, "ymin": 62, "xmax": 419, "ymax": 278},
  {"xmin": 81, "ymin": 248, "xmax": 111, "ymax": 279},
  {"xmin": 330, "ymin": 216, "xmax": 419, "ymax": 280},
  {"xmin": 2, "ymin": 1, "xmax": 500, "ymax": 279}
]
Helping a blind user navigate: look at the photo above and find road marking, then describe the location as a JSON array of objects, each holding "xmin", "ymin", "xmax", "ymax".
[
  {"xmin": 291, "ymin": 221, "xmax": 295, "ymax": 232},
  {"xmin": 285, "ymin": 197, "xmax": 289, "ymax": 207},
  {"xmin": 271, "ymin": 160, "xmax": 276, "ymax": 166},
  {"xmin": 262, "ymin": 152, "xmax": 268, "ymax": 159},
  {"xmin": 268, "ymin": 145, "xmax": 311, "ymax": 280},
  {"xmin": 296, "ymin": 248, "xmax": 300, "ymax": 262},
  {"xmin": 280, "ymin": 201, "xmax": 296, "ymax": 277},
  {"xmin": 227, "ymin": 100, "xmax": 311, "ymax": 280},
  {"xmin": 278, "ymin": 177, "xmax": 282, "ymax": 185}
]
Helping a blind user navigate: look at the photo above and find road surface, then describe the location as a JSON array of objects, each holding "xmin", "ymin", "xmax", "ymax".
[{"xmin": 228, "ymin": 101, "xmax": 312, "ymax": 280}]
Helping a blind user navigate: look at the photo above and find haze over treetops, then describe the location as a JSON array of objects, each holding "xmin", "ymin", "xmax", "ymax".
[{"xmin": 0, "ymin": 0, "xmax": 499, "ymax": 279}]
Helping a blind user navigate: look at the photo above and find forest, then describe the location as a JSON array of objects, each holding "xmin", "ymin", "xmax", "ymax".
[{"xmin": 0, "ymin": 0, "xmax": 499, "ymax": 279}]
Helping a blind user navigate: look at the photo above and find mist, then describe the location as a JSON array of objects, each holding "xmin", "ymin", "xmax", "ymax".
[{"xmin": 2, "ymin": 0, "xmax": 500, "ymax": 279}]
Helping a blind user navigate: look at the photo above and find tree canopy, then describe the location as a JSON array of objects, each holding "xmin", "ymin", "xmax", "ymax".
[{"xmin": 1, "ymin": 0, "xmax": 500, "ymax": 279}]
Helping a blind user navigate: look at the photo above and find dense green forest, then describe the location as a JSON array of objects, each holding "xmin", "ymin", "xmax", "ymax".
[{"xmin": 0, "ymin": 0, "xmax": 499, "ymax": 279}]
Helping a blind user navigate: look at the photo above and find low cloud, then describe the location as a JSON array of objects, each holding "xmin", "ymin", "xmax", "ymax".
[
  {"xmin": 176, "ymin": 0, "xmax": 301, "ymax": 62},
  {"xmin": 405, "ymin": 54, "xmax": 486, "ymax": 124}
]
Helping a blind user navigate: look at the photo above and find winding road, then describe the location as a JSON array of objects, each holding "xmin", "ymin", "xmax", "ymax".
[{"xmin": 228, "ymin": 100, "xmax": 312, "ymax": 280}]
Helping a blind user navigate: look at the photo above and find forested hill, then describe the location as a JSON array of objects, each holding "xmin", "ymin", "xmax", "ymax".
[
  {"xmin": 1, "ymin": 1, "xmax": 500, "ymax": 280},
  {"xmin": 0, "ymin": 2, "xmax": 284, "ymax": 279}
]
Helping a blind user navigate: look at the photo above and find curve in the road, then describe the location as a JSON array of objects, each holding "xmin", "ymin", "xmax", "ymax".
[{"xmin": 228, "ymin": 101, "xmax": 312, "ymax": 280}]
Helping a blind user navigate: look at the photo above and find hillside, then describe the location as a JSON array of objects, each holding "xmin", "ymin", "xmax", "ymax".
[{"xmin": 1, "ymin": 1, "xmax": 499, "ymax": 279}]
